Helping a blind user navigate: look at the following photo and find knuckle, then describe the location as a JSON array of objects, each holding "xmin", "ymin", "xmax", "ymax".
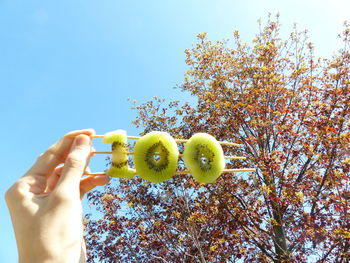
[
  {"xmin": 4, "ymin": 188, "xmax": 12, "ymax": 203},
  {"xmin": 5, "ymin": 181, "xmax": 26, "ymax": 203},
  {"xmin": 65, "ymin": 153, "xmax": 85, "ymax": 169},
  {"xmin": 43, "ymin": 146, "xmax": 65, "ymax": 163}
]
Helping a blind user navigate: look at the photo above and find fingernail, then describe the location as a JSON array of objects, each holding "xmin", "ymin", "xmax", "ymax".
[{"xmin": 74, "ymin": 134, "xmax": 91, "ymax": 147}]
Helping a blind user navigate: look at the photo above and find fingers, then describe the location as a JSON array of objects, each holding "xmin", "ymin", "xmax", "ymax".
[
  {"xmin": 46, "ymin": 166, "xmax": 94, "ymax": 194},
  {"xmin": 44, "ymin": 166, "xmax": 64, "ymax": 193},
  {"xmin": 55, "ymin": 134, "xmax": 92, "ymax": 197},
  {"xmin": 27, "ymin": 129, "xmax": 95, "ymax": 178},
  {"xmin": 79, "ymin": 175, "xmax": 110, "ymax": 199},
  {"xmin": 51, "ymin": 164, "xmax": 110, "ymax": 200},
  {"xmin": 49, "ymin": 162, "xmax": 110, "ymax": 200}
]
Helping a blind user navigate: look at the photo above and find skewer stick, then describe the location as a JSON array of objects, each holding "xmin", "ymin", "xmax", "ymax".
[
  {"xmin": 175, "ymin": 168, "xmax": 256, "ymax": 174},
  {"xmin": 223, "ymin": 156, "xmax": 247, "ymax": 160},
  {"xmin": 174, "ymin": 139, "xmax": 187, "ymax": 143},
  {"xmin": 86, "ymin": 168, "xmax": 256, "ymax": 176},
  {"xmin": 92, "ymin": 135, "xmax": 104, "ymax": 138},
  {"xmin": 177, "ymin": 154, "xmax": 247, "ymax": 160},
  {"xmin": 85, "ymin": 172, "xmax": 107, "ymax": 176},
  {"xmin": 92, "ymin": 135, "xmax": 241, "ymax": 147},
  {"xmin": 92, "ymin": 151, "xmax": 247, "ymax": 160},
  {"xmin": 92, "ymin": 151, "xmax": 134, "ymax": 155}
]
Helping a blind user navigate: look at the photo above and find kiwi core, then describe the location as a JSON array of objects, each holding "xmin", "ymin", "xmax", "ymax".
[
  {"xmin": 111, "ymin": 141, "xmax": 128, "ymax": 168},
  {"xmin": 145, "ymin": 141, "xmax": 169, "ymax": 171},
  {"xmin": 194, "ymin": 144, "xmax": 215, "ymax": 171}
]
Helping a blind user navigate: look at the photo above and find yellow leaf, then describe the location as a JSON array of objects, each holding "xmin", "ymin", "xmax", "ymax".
[
  {"xmin": 295, "ymin": 191, "xmax": 304, "ymax": 203},
  {"xmin": 210, "ymin": 244, "xmax": 218, "ymax": 252}
]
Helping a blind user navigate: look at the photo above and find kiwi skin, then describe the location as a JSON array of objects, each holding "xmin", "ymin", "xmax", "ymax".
[
  {"xmin": 133, "ymin": 131, "xmax": 179, "ymax": 183},
  {"xmin": 183, "ymin": 133, "xmax": 225, "ymax": 184},
  {"xmin": 103, "ymin": 130, "xmax": 136, "ymax": 179}
]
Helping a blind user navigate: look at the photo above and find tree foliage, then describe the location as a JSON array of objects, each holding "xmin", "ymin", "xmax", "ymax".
[{"xmin": 85, "ymin": 15, "xmax": 350, "ymax": 262}]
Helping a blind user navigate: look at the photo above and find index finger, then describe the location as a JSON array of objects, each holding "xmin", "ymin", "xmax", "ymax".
[{"xmin": 26, "ymin": 129, "xmax": 95, "ymax": 178}]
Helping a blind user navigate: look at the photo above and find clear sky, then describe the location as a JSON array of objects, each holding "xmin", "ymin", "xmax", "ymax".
[{"xmin": 0, "ymin": 0, "xmax": 349, "ymax": 261}]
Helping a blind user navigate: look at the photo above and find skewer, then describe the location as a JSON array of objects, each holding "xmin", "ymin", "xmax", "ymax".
[
  {"xmin": 92, "ymin": 151, "xmax": 247, "ymax": 160},
  {"xmin": 86, "ymin": 172, "xmax": 107, "ymax": 176},
  {"xmin": 92, "ymin": 135, "xmax": 139, "ymax": 140},
  {"xmin": 86, "ymin": 168, "xmax": 256, "ymax": 176},
  {"xmin": 92, "ymin": 135, "xmax": 241, "ymax": 147},
  {"xmin": 175, "ymin": 168, "xmax": 256, "ymax": 174},
  {"xmin": 92, "ymin": 151, "xmax": 134, "ymax": 155}
]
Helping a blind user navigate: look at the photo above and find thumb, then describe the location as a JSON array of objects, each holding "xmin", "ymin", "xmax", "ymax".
[{"xmin": 56, "ymin": 134, "xmax": 92, "ymax": 197}]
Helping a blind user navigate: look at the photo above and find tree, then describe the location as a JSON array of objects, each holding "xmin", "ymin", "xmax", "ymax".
[{"xmin": 85, "ymin": 15, "xmax": 350, "ymax": 262}]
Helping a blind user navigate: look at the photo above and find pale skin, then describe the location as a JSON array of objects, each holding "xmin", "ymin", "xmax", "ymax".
[{"xmin": 5, "ymin": 129, "xmax": 110, "ymax": 263}]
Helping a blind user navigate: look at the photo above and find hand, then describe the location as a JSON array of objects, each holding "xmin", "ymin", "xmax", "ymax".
[{"xmin": 5, "ymin": 129, "xmax": 110, "ymax": 263}]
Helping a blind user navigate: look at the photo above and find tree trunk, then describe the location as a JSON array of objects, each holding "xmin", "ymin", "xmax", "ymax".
[{"xmin": 272, "ymin": 209, "xmax": 288, "ymax": 262}]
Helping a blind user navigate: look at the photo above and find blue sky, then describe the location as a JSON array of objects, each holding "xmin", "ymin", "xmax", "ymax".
[{"xmin": 0, "ymin": 0, "xmax": 349, "ymax": 261}]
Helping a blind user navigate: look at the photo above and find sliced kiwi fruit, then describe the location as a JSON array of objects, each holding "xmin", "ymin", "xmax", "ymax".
[
  {"xmin": 183, "ymin": 133, "xmax": 225, "ymax": 184},
  {"xmin": 103, "ymin": 130, "xmax": 136, "ymax": 179},
  {"xmin": 133, "ymin": 131, "xmax": 179, "ymax": 183}
]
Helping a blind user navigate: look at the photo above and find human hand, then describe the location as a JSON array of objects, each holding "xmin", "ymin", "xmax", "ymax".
[{"xmin": 5, "ymin": 129, "xmax": 110, "ymax": 263}]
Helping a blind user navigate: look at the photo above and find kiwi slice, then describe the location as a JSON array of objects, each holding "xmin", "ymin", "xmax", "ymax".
[
  {"xmin": 103, "ymin": 130, "xmax": 136, "ymax": 179},
  {"xmin": 183, "ymin": 133, "xmax": 225, "ymax": 184},
  {"xmin": 133, "ymin": 131, "xmax": 179, "ymax": 183}
]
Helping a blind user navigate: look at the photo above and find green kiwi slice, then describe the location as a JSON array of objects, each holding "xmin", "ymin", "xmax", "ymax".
[
  {"xmin": 183, "ymin": 133, "xmax": 225, "ymax": 184},
  {"xmin": 133, "ymin": 131, "xmax": 179, "ymax": 183},
  {"xmin": 103, "ymin": 130, "xmax": 136, "ymax": 179}
]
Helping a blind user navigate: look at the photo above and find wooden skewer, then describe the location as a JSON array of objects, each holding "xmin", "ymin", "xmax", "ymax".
[
  {"xmin": 92, "ymin": 135, "xmax": 241, "ymax": 147},
  {"xmin": 91, "ymin": 135, "xmax": 104, "ymax": 138},
  {"xmin": 175, "ymin": 168, "xmax": 256, "ymax": 174},
  {"xmin": 86, "ymin": 172, "xmax": 107, "ymax": 176},
  {"xmin": 86, "ymin": 168, "xmax": 256, "ymax": 176},
  {"xmin": 92, "ymin": 151, "xmax": 247, "ymax": 160},
  {"xmin": 92, "ymin": 135, "xmax": 139, "ymax": 140},
  {"xmin": 92, "ymin": 151, "xmax": 134, "ymax": 155},
  {"xmin": 223, "ymin": 156, "xmax": 247, "ymax": 160}
]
